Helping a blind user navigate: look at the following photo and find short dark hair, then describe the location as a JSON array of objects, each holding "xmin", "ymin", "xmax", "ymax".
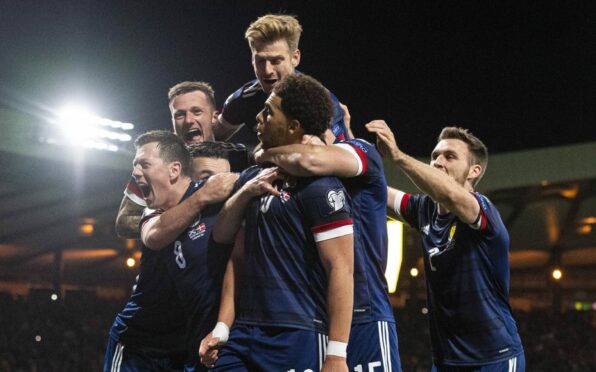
[
  {"xmin": 187, "ymin": 141, "xmax": 229, "ymax": 160},
  {"xmin": 168, "ymin": 81, "xmax": 216, "ymax": 109},
  {"xmin": 134, "ymin": 130, "xmax": 191, "ymax": 177},
  {"xmin": 272, "ymin": 74, "xmax": 332, "ymax": 136},
  {"xmin": 438, "ymin": 127, "xmax": 488, "ymax": 187}
]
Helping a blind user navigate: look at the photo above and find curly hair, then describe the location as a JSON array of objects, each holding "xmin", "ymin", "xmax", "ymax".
[
  {"xmin": 134, "ymin": 130, "xmax": 191, "ymax": 177},
  {"xmin": 272, "ymin": 74, "xmax": 332, "ymax": 137}
]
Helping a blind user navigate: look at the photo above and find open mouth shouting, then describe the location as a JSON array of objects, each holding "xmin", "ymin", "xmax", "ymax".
[
  {"xmin": 184, "ymin": 127, "xmax": 204, "ymax": 144},
  {"xmin": 137, "ymin": 182, "xmax": 153, "ymax": 204}
]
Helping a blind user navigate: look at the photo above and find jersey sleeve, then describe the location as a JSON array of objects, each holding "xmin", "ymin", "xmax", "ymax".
[
  {"xmin": 393, "ymin": 191, "xmax": 423, "ymax": 229},
  {"xmin": 139, "ymin": 208, "xmax": 161, "ymax": 232},
  {"xmin": 468, "ymin": 192, "xmax": 505, "ymax": 235},
  {"xmin": 124, "ymin": 177, "xmax": 148, "ymax": 207},
  {"xmin": 220, "ymin": 81, "xmax": 261, "ymax": 126},
  {"xmin": 335, "ymin": 142, "xmax": 368, "ymax": 177},
  {"xmin": 299, "ymin": 177, "xmax": 353, "ymax": 242}
]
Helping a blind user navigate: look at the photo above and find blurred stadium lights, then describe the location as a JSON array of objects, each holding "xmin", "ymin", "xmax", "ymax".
[
  {"xmin": 385, "ymin": 219, "xmax": 404, "ymax": 294},
  {"xmin": 42, "ymin": 104, "xmax": 134, "ymax": 153}
]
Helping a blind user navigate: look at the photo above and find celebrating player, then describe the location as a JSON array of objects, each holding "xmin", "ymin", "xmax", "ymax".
[
  {"xmin": 252, "ymin": 105, "xmax": 401, "ymax": 371},
  {"xmin": 105, "ymin": 133, "xmax": 238, "ymax": 371},
  {"xmin": 115, "ymin": 82, "xmax": 247, "ymax": 239},
  {"xmin": 204, "ymin": 74, "xmax": 355, "ymax": 371},
  {"xmin": 367, "ymin": 120, "xmax": 525, "ymax": 372},
  {"xmin": 214, "ymin": 14, "xmax": 351, "ymax": 150}
]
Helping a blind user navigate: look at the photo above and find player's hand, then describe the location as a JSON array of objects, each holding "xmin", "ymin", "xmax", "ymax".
[
  {"xmin": 339, "ymin": 103, "xmax": 351, "ymax": 130},
  {"xmin": 196, "ymin": 172, "xmax": 239, "ymax": 205},
  {"xmin": 199, "ymin": 332, "xmax": 220, "ymax": 368},
  {"xmin": 242, "ymin": 167, "xmax": 283, "ymax": 198},
  {"xmin": 321, "ymin": 356, "xmax": 349, "ymax": 372},
  {"xmin": 365, "ymin": 120, "xmax": 402, "ymax": 162},
  {"xmin": 301, "ymin": 134, "xmax": 326, "ymax": 146}
]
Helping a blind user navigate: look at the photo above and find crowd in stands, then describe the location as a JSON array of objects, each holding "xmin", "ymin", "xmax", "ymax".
[
  {"xmin": 0, "ymin": 291, "xmax": 119, "ymax": 372},
  {"xmin": 0, "ymin": 291, "xmax": 594, "ymax": 371}
]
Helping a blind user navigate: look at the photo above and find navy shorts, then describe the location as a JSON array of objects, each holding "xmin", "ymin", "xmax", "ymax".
[
  {"xmin": 103, "ymin": 336, "xmax": 185, "ymax": 372},
  {"xmin": 213, "ymin": 324, "xmax": 327, "ymax": 371},
  {"xmin": 347, "ymin": 321, "xmax": 401, "ymax": 372},
  {"xmin": 432, "ymin": 353, "xmax": 525, "ymax": 372}
]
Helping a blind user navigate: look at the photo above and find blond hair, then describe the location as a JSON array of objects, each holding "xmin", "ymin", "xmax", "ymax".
[{"xmin": 245, "ymin": 14, "xmax": 302, "ymax": 51}]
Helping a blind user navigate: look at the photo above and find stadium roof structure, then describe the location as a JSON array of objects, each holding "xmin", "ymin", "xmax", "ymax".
[{"xmin": 1, "ymin": 106, "xmax": 595, "ymax": 309}]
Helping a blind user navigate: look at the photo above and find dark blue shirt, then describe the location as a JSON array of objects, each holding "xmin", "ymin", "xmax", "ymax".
[
  {"xmin": 399, "ymin": 192, "xmax": 524, "ymax": 365},
  {"xmin": 108, "ymin": 242, "xmax": 186, "ymax": 354},
  {"xmin": 337, "ymin": 139, "xmax": 394, "ymax": 324},
  {"xmin": 235, "ymin": 166, "xmax": 353, "ymax": 333},
  {"xmin": 155, "ymin": 181, "xmax": 233, "ymax": 369}
]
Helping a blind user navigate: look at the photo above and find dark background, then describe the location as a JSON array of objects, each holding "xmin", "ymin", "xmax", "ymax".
[{"xmin": 1, "ymin": 0, "xmax": 594, "ymax": 157}]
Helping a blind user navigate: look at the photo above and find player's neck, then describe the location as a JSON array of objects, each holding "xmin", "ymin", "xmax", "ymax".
[{"xmin": 164, "ymin": 177, "xmax": 192, "ymax": 210}]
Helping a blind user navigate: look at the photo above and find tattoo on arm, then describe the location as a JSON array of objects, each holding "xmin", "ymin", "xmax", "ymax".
[{"xmin": 115, "ymin": 197, "xmax": 144, "ymax": 239}]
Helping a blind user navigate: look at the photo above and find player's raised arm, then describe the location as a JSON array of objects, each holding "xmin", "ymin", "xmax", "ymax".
[
  {"xmin": 141, "ymin": 173, "xmax": 238, "ymax": 250},
  {"xmin": 366, "ymin": 120, "xmax": 481, "ymax": 224}
]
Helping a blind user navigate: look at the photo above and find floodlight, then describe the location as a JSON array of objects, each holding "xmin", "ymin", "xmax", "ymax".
[{"xmin": 43, "ymin": 103, "xmax": 135, "ymax": 153}]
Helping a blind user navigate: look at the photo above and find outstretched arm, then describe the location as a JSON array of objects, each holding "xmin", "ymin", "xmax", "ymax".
[
  {"xmin": 256, "ymin": 143, "xmax": 360, "ymax": 178},
  {"xmin": 141, "ymin": 173, "xmax": 238, "ymax": 250},
  {"xmin": 366, "ymin": 120, "xmax": 480, "ymax": 224}
]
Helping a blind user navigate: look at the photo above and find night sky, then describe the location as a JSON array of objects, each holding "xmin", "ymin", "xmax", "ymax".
[{"xmin": 1, "ymin": 0, "xmax": 594, "ymax": 157}]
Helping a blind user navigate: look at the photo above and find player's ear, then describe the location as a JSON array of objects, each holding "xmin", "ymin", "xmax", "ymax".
[
  {"xmin": 291, "ymin": 49, "xmax": 301, "ymax": 68},
  {"xmin": 467, "ymin": 164, "xmax": 482, "ymax": 183},
  {"xmin": 288, "ymin": 118, "xmax": 301, "ymax": 134},
  {"xmin": 169, "ymin": 161, "xmax": 182, "ymax": 181}
]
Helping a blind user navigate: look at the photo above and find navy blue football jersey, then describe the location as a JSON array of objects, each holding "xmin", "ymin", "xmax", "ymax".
[
  {"xmin": 108, "ymin": 239, "xmax": 186, "ymax": 353},
  {"xmin": 220, "ymin": 76, "xmax": 349, "ymax": 150},
  {"xmin": 397, "ymin": 192, "xmax": 524, "ymax": 365},
  {"xmin": 234, "ymin": 166, "xmax": 353, "ymax": 333},
  {"xmin": 143, "ymin": 181, "xmax": 233, "ymax": 369},
  {"xmin": 336, "ymin": 139, "xmax": 394, "ymax": 324}
]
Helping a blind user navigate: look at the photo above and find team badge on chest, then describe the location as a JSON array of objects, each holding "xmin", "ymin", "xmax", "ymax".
[{"xmin": 188, "ymin": 215, "xmax": 207, "ymax": 240}]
